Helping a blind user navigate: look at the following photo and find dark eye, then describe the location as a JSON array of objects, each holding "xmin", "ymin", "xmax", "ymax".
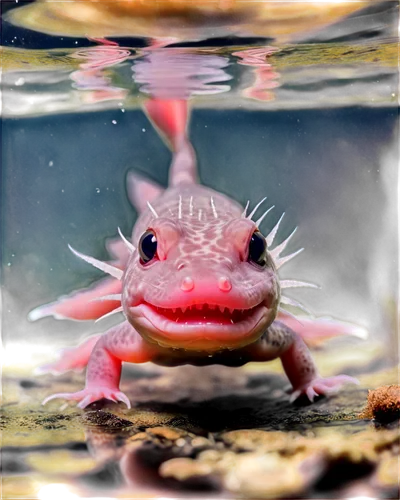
[
  {"xmin": 139, "ymin": 230, "xmax": 158, "ymax": 264},
  {"xmin": 248, "ymin": 231, "xmax": 267, "ymax": 267}
]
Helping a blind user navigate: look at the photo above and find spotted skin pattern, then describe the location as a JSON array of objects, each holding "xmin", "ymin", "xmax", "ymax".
[
  {"xmin": 126, "ymin": 186, "xmax": 277, "ymax": 311},
  {"xmin": 37, "ymin": 98, "xmax": 358, "ymax": 409}
]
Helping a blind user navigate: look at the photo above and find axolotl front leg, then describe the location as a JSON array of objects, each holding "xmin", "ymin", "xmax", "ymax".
[
  {"xmin": 43, "ymin": 321, "xmax": 156, "ymax": 409},
  {"xmin": 39, "ymin": 321, "xmax": 358, "ymax": 408},
  {"xmin": 246, "ymin": 321, "xmax": 358, "ymax": 401}
]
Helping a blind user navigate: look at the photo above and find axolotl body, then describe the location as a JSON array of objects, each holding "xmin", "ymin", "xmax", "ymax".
[{"xmin": 33, "ymin": 98, "xmax": 358, "ymax": 409}]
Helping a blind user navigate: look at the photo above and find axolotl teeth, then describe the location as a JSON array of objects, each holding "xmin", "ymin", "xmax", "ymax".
[{"xmin": 148, "ymin": 302, "xmax": 259, "ymax": 326}]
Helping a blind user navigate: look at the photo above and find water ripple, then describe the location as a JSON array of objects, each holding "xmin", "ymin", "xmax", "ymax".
[
  {"xmin": 133, "ymin": 49, "xmax": 232, "ymax": 98},
  {"xmin": 71, "ymin": 46, "xmax": 132, "ymax": 71},
  {"xmin": 233, "ymin": 47, "xmax": 280, "ymax": 101},
  {"xmin": 1, "ymin": 41, "xmax": 397, "ymax": 117},
  {"xmin": 69, "ymin": 44, "xmax": 133, "ymax": 102}
]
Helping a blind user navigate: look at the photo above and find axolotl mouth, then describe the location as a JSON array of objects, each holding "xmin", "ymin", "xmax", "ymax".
[{"xmin": 128, "ymin": 300, "xmax": 272, "ymax": 350}]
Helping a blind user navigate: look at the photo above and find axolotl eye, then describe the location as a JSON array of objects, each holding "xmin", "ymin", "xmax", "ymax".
[
  {"xmin": 248, "ymin": 231, "xmax": 267, "ymax": 267},
  {"xmin": 138, "ymin": 230, "xmax": 158, "ymax": 264}
]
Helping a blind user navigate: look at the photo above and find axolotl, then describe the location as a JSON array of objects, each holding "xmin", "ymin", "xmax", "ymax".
[{"xmin": 32, "ymin": 98, "xmax": 358, "ymax": 409}]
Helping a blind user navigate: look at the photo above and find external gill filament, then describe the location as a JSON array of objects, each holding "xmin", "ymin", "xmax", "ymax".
[
  {"xmin": 280, "ymin": 280, "xmax": 319, "ymax": 290},
  {"xmin": 280, "ymin": 296, "xmax": 312, "ymax": 316},
  {"xmin": 178, "ymin": 195, "xmax": 183, "ymax": 219},
  {"xmin": 95, "ymin": 306, "xmax": 124, "ymax": 322},
  {"xmin": 241, "ymin": 200, "xmax": 250, "ymax": 218},
  {"xmin": 210, "ymin": 197, "xmax": 218, "ymax": 219},
  {"xmin": 118, "ymin": 227, "xmax": 135, "ymax": 253},
  {"xmin": 255, "ymin": 205, "xmax": 275, "ymax": 228},
  {"xmin": 247, "ymin": 197, "xmax": 267, "ymax": 220},
  {"xmin": 266, "ymin": 212, "xmax": 285, "ymax": 247},
  {"xmin": 147, "ymin": 201, "xmax": 159, "ymax": 218},
  {"xmin": 252, "ymin": 208, "xmax": 313, "ymax": 320},
  {"xmin": 275, "ymin": 248, "xmax": 304, "ymax": 269},
  {"xmin": 189, "ymin": 195, "xmax": 194, "ymax": 216},
  {"xmin": 270, "ymin": 227, "xmax": 298, "ymax": 259},
  {"xmin": 68, "ymin": 245, "xmax": 123, "ymax": 280}
]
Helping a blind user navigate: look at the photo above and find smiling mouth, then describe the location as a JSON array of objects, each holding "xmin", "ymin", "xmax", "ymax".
[
  {"xmin": 145, "ymin": 302, "xmax": 259, "ymax": 325},
  {"xmin": 130, "ymin": 300, "xmax": 268, "ymax": 349}
]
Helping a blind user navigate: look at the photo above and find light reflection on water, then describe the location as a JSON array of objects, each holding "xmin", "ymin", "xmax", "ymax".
[{"xmin": 1, "ymin": 39, "xmax": 398, "ymax": 116}]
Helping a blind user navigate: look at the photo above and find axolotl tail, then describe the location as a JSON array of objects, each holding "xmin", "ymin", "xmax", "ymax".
[{"xmin": 144, "ymin": 97, "xmax": 198, "ymax": 187}]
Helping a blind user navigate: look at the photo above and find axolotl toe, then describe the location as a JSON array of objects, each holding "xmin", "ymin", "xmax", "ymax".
[{"xmin": 33, "ymin": 98, "xmax": 360, "ymax": 409}]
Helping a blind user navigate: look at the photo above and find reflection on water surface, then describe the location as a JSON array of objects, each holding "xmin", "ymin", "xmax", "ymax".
[{"xmin": 1, "ymin": 38, "xmax": 398, "ymax": 116}]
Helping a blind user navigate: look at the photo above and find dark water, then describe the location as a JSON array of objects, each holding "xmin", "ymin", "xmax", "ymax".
[{"xmin": 2, "ymin": 0, "xmax": 398, "ymax": 360}]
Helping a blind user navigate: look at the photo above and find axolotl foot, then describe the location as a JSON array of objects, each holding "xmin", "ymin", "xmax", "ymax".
[
  {"xmin": 290, "ymin": 375, "xmax": 359, "ymax": 403},
  {"xmin": 250, "ymin": 321, "xmax": 359, "ymax": 401},
  {"xmin": 38, "ymin": 321, "xmax": 149, "ymax": 408},
  {"xmin": 42, "ymin": 387, "xmax": 131, "ymax": 409}
]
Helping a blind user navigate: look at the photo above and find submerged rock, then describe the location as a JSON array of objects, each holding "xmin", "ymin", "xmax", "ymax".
[{"xmin": 360, "ymin": 385, "xmax": 400, "ymax": 423}]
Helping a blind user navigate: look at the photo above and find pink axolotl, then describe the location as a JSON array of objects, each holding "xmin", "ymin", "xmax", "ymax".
[{"xmin": 31, "ymin": 97, "xmax": 359, "ymax": 409}]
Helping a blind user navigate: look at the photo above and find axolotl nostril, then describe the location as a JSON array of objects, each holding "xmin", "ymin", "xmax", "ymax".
[{"xmin": 30, "ymin": 97, "xmax": 361, "ymax": 410}]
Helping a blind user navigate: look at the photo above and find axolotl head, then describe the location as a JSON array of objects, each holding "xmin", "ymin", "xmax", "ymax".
[{"xmin": 122, "ymin": 191, "xmax": 281, "ymax": 351}]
